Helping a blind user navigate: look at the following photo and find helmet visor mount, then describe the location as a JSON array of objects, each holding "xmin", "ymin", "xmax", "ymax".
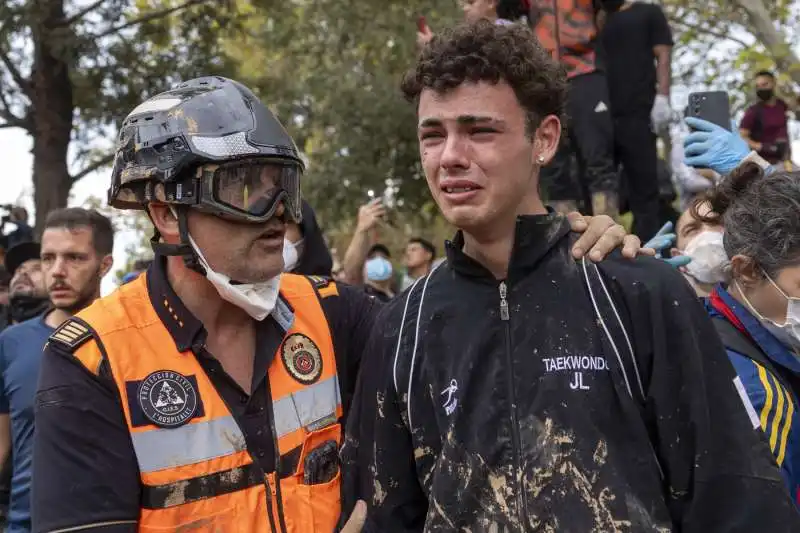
[{"xmin": 197, "ymin": 158, "xmax": 302, "ymax": 224}]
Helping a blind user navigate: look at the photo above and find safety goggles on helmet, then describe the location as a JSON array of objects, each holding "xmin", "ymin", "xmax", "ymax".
[{"xmin": 187, "ymin": 158, "xmax": 302, "ymax": 224}]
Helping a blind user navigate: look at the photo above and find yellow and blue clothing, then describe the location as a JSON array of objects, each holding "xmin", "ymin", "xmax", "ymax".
[{"xmin": 707, "ymin": 285, "xmax": 800, "ymax": 506}]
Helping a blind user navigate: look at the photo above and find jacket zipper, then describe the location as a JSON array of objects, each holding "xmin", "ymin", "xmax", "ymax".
[
  {"xmin": 199, "ymin": 344, "xmax": 282, "ymax": 533},
  {"xmin": 265, "ymin": 358, "xmax": 289, "ymax": 533},
  {"xmin": 499, "ymin": 281, "xmax": 529, "ymax": 529}
]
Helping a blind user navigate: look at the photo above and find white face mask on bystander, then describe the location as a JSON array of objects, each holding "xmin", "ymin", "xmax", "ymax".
[{"xmin": 683, "ymin": 231, "xmax": 730, "ymax": 285}]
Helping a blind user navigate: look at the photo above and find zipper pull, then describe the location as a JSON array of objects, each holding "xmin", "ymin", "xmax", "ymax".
[{"xmin": 499, "ymin": 281, "xmax": 510, "ymax": 321}]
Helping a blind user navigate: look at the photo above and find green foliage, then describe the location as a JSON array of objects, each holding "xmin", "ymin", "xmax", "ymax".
[
  {"xmin": 228, "ymin": 0, "xmax": 459, "ymax": 227},
  {"xmin": 663, "ymin": 0, "xmax": 800, "ymax": 111},
  {"xmin": 82, "ymin": 195, "xmax": 152, "ymax": 285}
]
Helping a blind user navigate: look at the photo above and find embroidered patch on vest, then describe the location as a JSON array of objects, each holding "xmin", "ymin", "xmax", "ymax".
[
  {"xmin": 49, "ymin": 319, "xmax": 93, "ymax": 351},
  {"xmin": 281, "ymin": 333, "xmax": 323, "ymax": 384},
  {"xmin": 137, "ymin": 371, "xmax": 199, "ymax": 428}
]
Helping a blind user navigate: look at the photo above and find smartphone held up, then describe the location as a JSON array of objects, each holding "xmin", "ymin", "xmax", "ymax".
[{"xmin": 685, "ymin": 91, "xmax": 731, "ymax": 131}]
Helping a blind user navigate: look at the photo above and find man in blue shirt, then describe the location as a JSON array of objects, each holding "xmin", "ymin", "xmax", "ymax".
[{"xmin": 0, "ymin": 208, "xmax": 114, "ymax": 532}]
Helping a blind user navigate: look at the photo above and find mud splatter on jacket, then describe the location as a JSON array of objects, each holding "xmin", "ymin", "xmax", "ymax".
[{"xmin": 342, "ymin": 214, "xmax": 800, "ymax": 532}]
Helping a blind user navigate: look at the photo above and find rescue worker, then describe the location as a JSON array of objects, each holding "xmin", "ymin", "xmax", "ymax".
[
  {"xmin": 30, "ymin": 76, "xmax": 635, "ymax": 533},
  {"xmin": 343, "ymin": 21, "xmax": 800, "ymax": 531}
]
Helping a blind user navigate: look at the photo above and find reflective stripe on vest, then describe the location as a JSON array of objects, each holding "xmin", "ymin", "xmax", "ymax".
[
  {"xmin": 273, "ymin": 374, "xmax": 342, "ymax": 440},
  {"xmin": 75, "ymin": 273, "xmax": 341, "ymax": 532}
]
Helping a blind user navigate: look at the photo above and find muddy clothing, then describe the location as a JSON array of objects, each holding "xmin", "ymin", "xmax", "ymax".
[
  {"xmin": 342, "ymin": 214, "xmax": 799, "ymax": 532},
  {"xmin": 31, "ymin": 257, "xmax": 379, "ymax": 533}
]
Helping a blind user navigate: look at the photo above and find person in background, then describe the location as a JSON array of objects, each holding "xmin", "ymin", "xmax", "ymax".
[
  {"xmin": 121, "ymin": 258, "xmax": 153, "ymax": 285},
  {"xmin": 0, "ymin": 208, "xmax": 113, "ymax": 533},
  {"xmin": 343, "ymin": 198, "xmax": 389, "ymax": 286},
  {"xmin": 740, "ymin": 71, "xmax": 792, "ymax": 166},
  {"xmin": 669, "ymin": 200, "xmax": 727, "ymax": 298},
  {"xmin": 700, "ymin": 163, "xmax": 800, "ymax": 507},
  {"xmin": 670, "ymin": 120, "xmax": 717, "ymax": 210},
  {"xmin": 362, "ymin": 244, "xmax": 395, "ymax": 302},
  {"xmin": 0, "ymin": 269, "xmax": 9, "ymax": 308},
  {"xmin": 283, "ymin": 199, "xmax": 334, "ymax": 276},
  {"xmin": 400, "ymin": 238, "xmax": 436, "ymax": 291},
  {"xmin": 344, "ymin": 21, "xmax": 799, "ymax": 531},
  {"xmin": 530, "ymin": 0, "xmax": 619, "ymax": 218},
  {"xmin": 3, "ymin": 243, "xmax": 49, "ymax": 329},
  {"xmin": 596, "ymin": 0, "xmax": 673, "ymax": 240},
  {"xmin": 1, "ymin": 208, "xmax": 34, "ymax": 252},
  {"xmin": 0, "ymin": 268, "xmax": 10, "ymax": 331},
  {"xmin": 417, "ymin": 0, "xmax": 520, "ymax": 47},
  {"xmin": 0, "ymin": 245, "xmax": 47, "ymax": 531}
]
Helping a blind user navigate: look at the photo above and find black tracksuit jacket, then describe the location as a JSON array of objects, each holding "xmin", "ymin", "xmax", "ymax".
[{"xmin": 342, "ymin": 214, "xmax": 800, "ymax": 532}]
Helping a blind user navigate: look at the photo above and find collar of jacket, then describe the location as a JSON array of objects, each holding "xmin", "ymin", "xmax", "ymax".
[{"xmin": 444, "ymin": 213, "xmax": 571, "ymax": 283}]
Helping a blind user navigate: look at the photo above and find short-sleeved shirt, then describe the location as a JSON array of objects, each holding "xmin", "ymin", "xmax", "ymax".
[
  {"xmin": 32, "ymin": 257, "xmax": 380, "ymax": 533},
  {"xmin": 599, "ymin": 2, "xmax": 673, "ymax": 115},
  {"xmin": 0, "ymin": 315, "xmax": 55, "ymax": 532},
  {"xmin": 740, "ymin": 101, "xmax": 790, "ymax": 163}
]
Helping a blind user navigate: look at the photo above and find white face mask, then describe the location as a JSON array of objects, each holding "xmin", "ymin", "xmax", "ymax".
[
  {"xmin": 738, "ymin": 275, "xmax": 800, "ymax": 351},
  {"xmin": 170, "ymin": 207, "xmax": 280, "ymax": 321},
  {"xmin": 283, "ymin": 238, "xmax": 302, "ymax": 272},
  {"xmin": 683, "ymin": 231, "xmax": 730, "ymax": 285}
]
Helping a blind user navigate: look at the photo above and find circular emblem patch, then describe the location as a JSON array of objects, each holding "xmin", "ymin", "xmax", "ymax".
[
  {"xmin": 281, "ymin": 333, "xmax": 323, "ymax": 384},
  {"xmin": 138, "ymin": 370, "xmax": 198, "ymax": 428}
]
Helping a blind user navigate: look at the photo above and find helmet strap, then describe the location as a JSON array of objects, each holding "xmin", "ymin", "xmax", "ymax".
[{"xmin": 148, "ymin": 205, "xmax": 205, "ymax": 276}]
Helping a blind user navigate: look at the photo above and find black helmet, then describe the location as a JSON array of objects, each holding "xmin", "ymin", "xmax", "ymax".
[{"xmin": 109, "ymin": 76, "xmax": 304, "ymax": 224}]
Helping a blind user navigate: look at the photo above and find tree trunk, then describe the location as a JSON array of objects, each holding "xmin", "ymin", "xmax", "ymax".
[
  {"xmin": 733, "ymin": 0, "xmax": 800, "ymax": 85},
  {"xmin": 30, "ymin": 0, "xmax": 74, "ymax": 235}
]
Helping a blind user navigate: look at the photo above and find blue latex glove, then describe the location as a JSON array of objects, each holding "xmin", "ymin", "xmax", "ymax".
[
  {"xmin": 683, "ymin": 117, "xmax": 750, "ymax": 175},
  {"xmin": 643, "ymin": 222, "xmax": 676, "ymax": 257},
  {"xmin": 643, "ymin": 222, "xmax": 693, "ymax": 269},
  {"xmin": 663, "ymin": 255, "xmax": 693, "ymax": 268}
]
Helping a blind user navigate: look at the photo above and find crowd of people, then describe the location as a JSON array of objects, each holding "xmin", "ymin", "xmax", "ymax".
[{"xmin": 0, "ymin": 1, "xmax": 799, "ymax": 532}]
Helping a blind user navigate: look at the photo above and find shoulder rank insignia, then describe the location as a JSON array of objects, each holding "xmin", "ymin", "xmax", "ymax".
[
  {"xmin": 307, "ymin": 275, "xmax": 331, "ymax": 289},
  {"xmin": 49, "ymin": 319, "xmax": 93, "ymax": 351}
]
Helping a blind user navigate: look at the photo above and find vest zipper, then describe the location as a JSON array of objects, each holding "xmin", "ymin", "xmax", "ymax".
[
  {"xmin": 499, "ymin": 281, "xmax": 529, "ymax": 529},
  {"xmin": 265, "ymin": 373, "xmax": 289, "ymax": 533}
]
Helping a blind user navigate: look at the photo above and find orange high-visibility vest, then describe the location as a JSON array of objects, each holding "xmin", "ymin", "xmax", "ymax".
[{"xmin": 60, "ymin": 273, "xmax": 342, "ymax": 532}]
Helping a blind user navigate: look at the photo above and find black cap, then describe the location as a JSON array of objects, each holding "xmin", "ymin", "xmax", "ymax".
[{"xmin": 5, "ymin": 241, "xmax": 40, "ymax": 277}]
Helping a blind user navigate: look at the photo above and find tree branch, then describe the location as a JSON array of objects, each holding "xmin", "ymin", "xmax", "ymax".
[
  {"xmin": 62, "ymin": 0, "xmax": 107, "ymax": 26},
  {"xmin": 93, "ymin": 0, "xmax": 212, "ymax": 39},
  {"xmin": 71, "ymin": 153, "xmax": 115, "ymax": 182},
  {"xmin": 670, "ymin": 19, "xmax": 751, "ymax": 48},
  {"xmin": 0, "ymin": 50, "xmax": 31, "ymax": 98},
  {"xmin": 0, "ymin": 88, "xmax": 29, "ymax": 131}
]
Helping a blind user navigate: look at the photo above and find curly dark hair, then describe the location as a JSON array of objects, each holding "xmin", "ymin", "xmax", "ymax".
[
  {"xmin": 691, "ymin": 162, "xmax": 800, "ymax": 278},
  {"xmin": 401, "ymin": 20, "xmax": 567, "ymax": 135}
]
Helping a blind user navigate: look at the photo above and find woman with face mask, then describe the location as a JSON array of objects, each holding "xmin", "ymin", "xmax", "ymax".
[
  {"xmin": 699, "ymin": 162, "xmax": 800, "ymax": 506},
  {"xmin": 361, "ymin": 244, "xmax": 395, "ymax": 303}
]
